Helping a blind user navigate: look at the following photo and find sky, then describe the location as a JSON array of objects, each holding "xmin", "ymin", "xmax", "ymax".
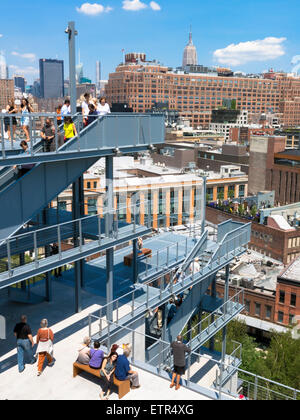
[{"xmin": 0, "ymin": 0, "xmax": 300, "ymax": 84}]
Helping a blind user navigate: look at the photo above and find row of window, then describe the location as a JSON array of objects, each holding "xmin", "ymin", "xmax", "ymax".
[{"xmin": 279, "ymin": 290, "xmax": 297, "ymax": 307}]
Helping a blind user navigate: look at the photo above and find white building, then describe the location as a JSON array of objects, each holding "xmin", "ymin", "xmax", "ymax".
[{"xmin": 209, "ymin": 110, "xmax": 249, "ymax": 142}]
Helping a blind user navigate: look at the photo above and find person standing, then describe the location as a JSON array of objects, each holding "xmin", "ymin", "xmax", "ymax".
[
  {"xmin": 170, "ymin": 335, "xmax": 191, "ymax": 390},
  {"xmin": 87, "ymin": 103, "xmax": 98, "ymax": 126},
  {"xmin": 97, "ymin": 97, "xmax": 111, "ymax": 116},
  {"xmin": 63, "ymin": 116, "xmax": 77, "ymax": 143},
  {"xmin": 6, "ymin": 98, "xmax": 18, "ymax": 141},
  {"xmin": 15, "ymin": 141, "xmax": 35, "ymax": 178},
  {"xmin": 115, "ymin": 349, "xmax": 140, "ymax": 389},
  {"xmin": 20, "ymin": 98, "xmax": 33, "ymax": 142},
  {"xmin": 13, "ymin": 315, "xmax": 36, "ymax": 373},
  {"xmin": 36, "ymin": 319, "xmax": 54, "ymax": 376},
  {"xmin": 82, "ymin": 93, "xmax": 91, "ymax": 126},
  {"xmin": 50, "ymin": 244, "xmax": 62, "ymax": 277},
  {"xmin": 40, "ymin": 119, "xmax": 55, "ymax": 152},
  {"xmin": 61, "ymin": 99, "xmax": 71, "ymax": 121}
]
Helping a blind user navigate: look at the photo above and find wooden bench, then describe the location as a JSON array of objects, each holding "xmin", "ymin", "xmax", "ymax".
[
  {"xmin": 73, "ymin": 362, "xmax": 130, "ymax": 400},
  {"xmin": 124, "ymin": 248, "xmax": 152, "ymax": 267}
]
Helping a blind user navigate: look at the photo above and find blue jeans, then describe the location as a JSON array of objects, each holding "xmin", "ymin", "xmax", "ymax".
[{"xmin": 17, "ymin": 339, "xmax": 35, "ymax": 372}]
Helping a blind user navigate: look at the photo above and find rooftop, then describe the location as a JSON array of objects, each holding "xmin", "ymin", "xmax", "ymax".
[{"xmin": 280, "ymin": 257, "xmax": 300, "ymax": 283}]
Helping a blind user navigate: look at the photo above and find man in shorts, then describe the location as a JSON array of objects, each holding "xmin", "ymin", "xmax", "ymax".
[{"xmin": 170, "ymin": 335, "xmax": 191, "ymax": 390}]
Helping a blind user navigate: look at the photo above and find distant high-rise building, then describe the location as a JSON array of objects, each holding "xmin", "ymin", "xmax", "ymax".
[
  {"xmin": 0, "ymin": 79, "xmax": 14, "ymax": 109},
  {"xmin": 0, "ymin": 52, "xmax": 9, "ymax": 79},
  {"xmin": 182, "ymin": 28, "xmax": 198, "ymax": 67},
  {"xmin": 76, "ymin": 63, "xmax": 84, "ymax": 83},
  {"xmin": 14, "ymin": 76, "xmax": 26, "ymax": 93},
  {"xmin": 39, "ymin": 59, "xmax": 64, "ymax": 99},
  {"xmin": 96, "ymin": 61, "xmax": 101, "ymax": 91}
]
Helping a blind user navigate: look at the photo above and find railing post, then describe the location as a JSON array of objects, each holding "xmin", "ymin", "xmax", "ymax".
[
  {"xmin": 98, "ymin": 216, "xmax": 102, "ymax": 246},
  {"xmin": 1, "ymin": 118, "xmax": 6, "ymax": 159},
  {"xmin": 131, "ymin": 330, "xmax": 135, "ymax": 363},
  {"xmin": 132, "ymin": 290, "xmax": 135, "ymax": 317},
  {"xmin": 54, "ymin": 118, "xmax": 59, "ymax": 153},
  {"xmin": 29, "ymin": 117, "xmax": 34, "ymax": 156},
  {"xmin": 88, "ymin": 314, "xmax": 92, "ymax": 338},
  {"xmin": 187, "ymin": 353, "xmax": 191, "ymax": 387},
  {"xmin": 254, "ymin": 375, "xmax": 258, "ymax": 400},
  {"xmin": 34, "ymin": 231, "xmax": 38, "ymax": 268},
  {"xmin": 79, "ymin": 219, "xmax": 83, "ymax": 252},
  {"xmin": 159, "ymin": 339, "xmax": 163, "ymax": 374},
  {"xmin": 6, "ymin": 239, "xmax": 12, "ymax": 277},
  {"xmin": 57, "ymin": 225, "xmax": 62, "ymax": 260},
  {"xmin": 116, "ymin": 299, "xmax": 119, "ymax": 324}
]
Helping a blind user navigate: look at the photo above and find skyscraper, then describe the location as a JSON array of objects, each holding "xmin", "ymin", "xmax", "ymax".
[
  {"xmin": 14, "ymin": 76, "xmax": 26, "ymax": 93},
  {"xmin": 96, "ymin": 61, "xmax": 101, "ymax": 91},
  {"xmin": 182, "ymin": 28, "xmax": 198, "ymax": 67},
  {"xmin": 0, "ymin": 51, "xmax": 9, "ymax": 79},
  {"xmin": 39, "ymin": 59, "xmax": 64, "ymax": 98}
]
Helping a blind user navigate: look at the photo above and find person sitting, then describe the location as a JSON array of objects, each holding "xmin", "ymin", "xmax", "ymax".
[
  {"xmin": 115, "ymin": 349, "xmax": 140, "ymax": 389},
  {"xmin": 100, "ymin": 351, "xmax": 118, "ymax": 400},
  {"xmin": 89, "ymin": 341, "xmax": 104, "ymax": 370},
  {"xmin": 77, "ymin": 337, "xmax": 91, "ymax": 365}
]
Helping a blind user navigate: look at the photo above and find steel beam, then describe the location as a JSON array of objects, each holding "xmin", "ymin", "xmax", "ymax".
[{"xmin": 106, "ymin": 156, "xmax": 114, "ymax": 323}]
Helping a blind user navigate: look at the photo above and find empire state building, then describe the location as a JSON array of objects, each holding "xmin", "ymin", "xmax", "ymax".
[{"xmin": 182, "ymin": 28, "xmax": 198, "ymax": 67}]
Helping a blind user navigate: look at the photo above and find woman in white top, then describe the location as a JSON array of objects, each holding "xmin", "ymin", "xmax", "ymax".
[
  {"xmin": 97, "ymin": 97, "xmax": 111, "ymax": 116},
  {"xmin": 82, "ymin": 93, "xmax": 91, "ymax": 126}
]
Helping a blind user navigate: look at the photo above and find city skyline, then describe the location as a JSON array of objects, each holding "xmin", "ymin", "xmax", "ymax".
[{"xmin": 0, "ymin": 0, "xmax": 300, "ymax": 84}]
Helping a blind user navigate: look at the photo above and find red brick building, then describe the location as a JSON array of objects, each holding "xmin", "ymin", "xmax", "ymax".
[
  {"xmin": 206, "ymin": 206, "xmax": 300, "ymax": 265},
  {"xmin": 275, "ymin": 258, "xmax": 300, "ymax": 325},
  {"xmin": 106, "ymin": 57, "xmax": 300, "ymax": 129}
]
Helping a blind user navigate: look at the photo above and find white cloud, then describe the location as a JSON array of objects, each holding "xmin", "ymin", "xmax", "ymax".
[
  {"xmin": 123, "ymin": 0, "xmax": 147, "ymax": 11},
  {"xmin": 0, "ymin": 34, "xmax": 3, "ymax": 38},
  {"xmin": 150, "ymin": 1, "xmax": 161, "ymax": 10},
  {"xmin": 11, "ymin": 51, "xmax": 36, "ymax": 62},
  {"xmin": 76, "ymin": 3, "xmax": 113, "ymax": 15},
  {"xmin": 213, "ymin": 37, "xmax": 287, "ymax": 66},
  {"xmin": 9, "ymin": 65, "xmax": 39, "ymax": 77}
]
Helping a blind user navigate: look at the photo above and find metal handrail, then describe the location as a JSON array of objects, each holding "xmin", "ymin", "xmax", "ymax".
[{"xmin": 87, "ymin": 311, "xmax": 300, "ymax": 401}]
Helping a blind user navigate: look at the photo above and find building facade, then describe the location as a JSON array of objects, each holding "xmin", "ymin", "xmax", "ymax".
[
  {"xmin": 0, "ymin": 79, "xmax": 14, "ymax": 110},
  {"xmin": 275, "ymin": 258, "xmax": 300, "ymax": 326},
  {"xmin": 106, "ymin": 58, "xmax": 300, "ymax": 129},
  {"xmin": 39, "ymin": 59, "xmax": 64, "ymax": 99}
]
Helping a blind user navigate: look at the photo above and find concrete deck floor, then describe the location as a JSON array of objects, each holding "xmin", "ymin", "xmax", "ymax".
[{"xmin": 0, "ymin": 281, "xmax": 210, "ymax": 401}]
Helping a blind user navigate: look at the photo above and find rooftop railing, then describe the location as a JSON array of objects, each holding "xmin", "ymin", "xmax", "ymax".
[
  {"xmin": 0, "ymin": 112, "xmax": 165, "ymax": 161},
  {"xmin": 87, "ymin": 308, "xmax": 300, "ymax": 401}
]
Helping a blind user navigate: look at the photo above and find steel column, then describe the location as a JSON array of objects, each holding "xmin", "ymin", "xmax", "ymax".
[
  {"xmin": 106, "ymin": 156, "xmax": 114, "ymax": 323},
  {"xmin": 72, "ymin": 177, "xmax": 84, "ymax": 313},
  {"xmin": 43, "ymin": 207, "xmax": 52, "ymax": 302},
  {"xmin": 67, "ymin": 21, "xmax": 77, "ymax": 115},
  {"xmin": 209, "ymin": 276, "xmax": 217, "ymax": 352},
  {"xmin": 132, "ymin": 239, "xmax": 138, "ymax": 284}
]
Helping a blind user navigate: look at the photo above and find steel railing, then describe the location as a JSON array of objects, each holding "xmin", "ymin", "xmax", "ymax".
[{"xmin": 87, "ymin": 309, "xmax": 300, "ymax": 401}]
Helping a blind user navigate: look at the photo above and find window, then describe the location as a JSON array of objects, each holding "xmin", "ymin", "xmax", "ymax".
[
  {"xmin": 278, "ymin": 311, "xmax": 284, "ymax": 324},
  {"xmin": 265, "ymin": 305, "xmax": 272, "ymax": 319},
  {"xmin": 291, "ymin": 293, "xmax": 296, "ymax": 307},
  {"xmin": 245, "ymin": 300, "xmax": 251, "ymax": 313},
  {"xmin": 279, "ymin": 290, "xmax": 285, "ymax": 304},
  {"xmin": 87, "ymin": 182, "xmax": 91, "ymax": 189},
  {"xmin": 58, "ymin": 201, "xmax": 67, "ymax": 211},
  {"xmin": 289, "ymin": 314, "xmax": 295, "ymax": 326},
  {"xmin": 255, "ymin": 303, "xmax": 261, "ymax": 317},
  {"xmin": 93, "ymin": 182, "xmax": 97, "ymax": 189}
]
